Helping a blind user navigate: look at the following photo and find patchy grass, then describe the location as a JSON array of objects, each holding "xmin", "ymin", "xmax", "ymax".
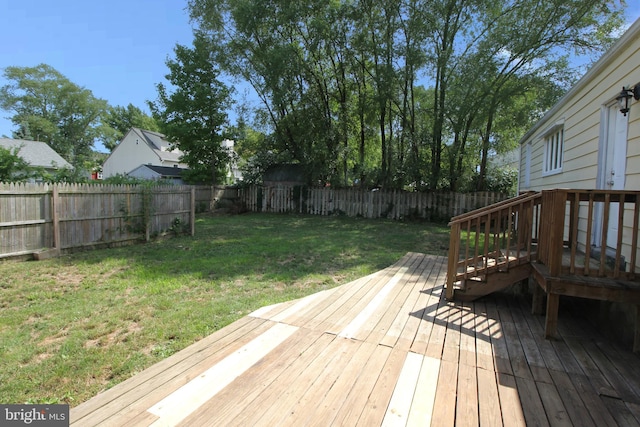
[{"xmin": 0, "ymin": 213, "xmax": 449, "ymax": 406}]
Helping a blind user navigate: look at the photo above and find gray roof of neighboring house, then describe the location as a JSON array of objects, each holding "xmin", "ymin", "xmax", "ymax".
[
  {"xmin": 140, "ymin": 164, "xmax": 186, "ymax": 178},
  {"xmin": 130, "ymin": 127, "xmax": 184, "ymax": 163},
  {"xmin": 0, "ymin": 138, "xmax": 72, "ymax": 169}
]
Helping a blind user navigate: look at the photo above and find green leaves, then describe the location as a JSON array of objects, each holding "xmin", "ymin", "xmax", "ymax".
[
  {"xmin": 0, "ymin": 145, "xmax": 30, "ymax": 182},
  {"xmin": 149, "ymin": 32, "xmax": 234, "ymax": 185},
  {"xmin": 100, "ymin": 104, "xmax": 159, "ymax": 152},
  {"xmin": 189, "ymin": 0, "xmax": 626, "ymax": 190},
  {"xmin": 0, "ymin": 64, "xmax": 107, "ymax": 168}
]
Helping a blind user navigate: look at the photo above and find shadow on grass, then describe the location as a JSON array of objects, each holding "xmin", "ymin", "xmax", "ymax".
[{"xmin": 69, "ymin": 213, "xmax": 451, "ymax": 290}]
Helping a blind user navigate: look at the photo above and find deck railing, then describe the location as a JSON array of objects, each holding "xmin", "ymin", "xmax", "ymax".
[
  {"xmin": 537, "ymin": 189, "xmax": 640, "ymax": 279},
  {"xmin": 446, "ymin": 189, "xmax": 640, "ymax": 300},
  {"xmin": 445, "ymin": 192, "xmax": 542, "ymax": 299}
]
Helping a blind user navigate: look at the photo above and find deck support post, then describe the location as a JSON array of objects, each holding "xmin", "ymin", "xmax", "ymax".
[
  {"xmin": 544, "ymin": 292, "xmax": 560, "ymax": 339},
  {"xmin": 635, "ymin": 305, "xmax": 640, "ymax": 353},
  {"xmin": 445, "ymin": 222, "xmax": 461, "ymax": 301},
  {"xmin": 532, "ymin": 282, "xmax": 545, "ymax": 315}
]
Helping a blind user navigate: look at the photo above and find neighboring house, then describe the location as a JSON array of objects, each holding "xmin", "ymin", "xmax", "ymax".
[
  {"xmin": 221, "ymin": 139, "xmax": 243, "ymax": 183},
  {"xmin": 102, "ymin": 128, "xmax": 187, "ymax": 178},
  {"xmin": 0, "ymin": 138, "xmax": 72, "ymax": 178},
  {"xmin": 127, "ymin": 164, "xmax": 187, "ymax": 185}
]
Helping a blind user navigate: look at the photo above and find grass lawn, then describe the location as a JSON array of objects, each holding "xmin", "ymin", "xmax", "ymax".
[{"xmin": 0, "ymin": 213, "xmax": 449, "ymax": 406}]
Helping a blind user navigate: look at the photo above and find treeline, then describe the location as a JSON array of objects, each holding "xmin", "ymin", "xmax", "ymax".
[{"xmin": 188, "ymin": 0, "xmax": 623, "ymax": 191}]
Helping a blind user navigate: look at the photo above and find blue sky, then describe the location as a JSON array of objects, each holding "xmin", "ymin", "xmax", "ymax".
[{"xmin": 1, "ymin": 0, "xmax": 639, "ymax": 152}]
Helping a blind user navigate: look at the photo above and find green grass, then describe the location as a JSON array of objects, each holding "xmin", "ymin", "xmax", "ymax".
[{"xmin": 0, "ymin": 213, "xmax": 449, "ymax": 406}]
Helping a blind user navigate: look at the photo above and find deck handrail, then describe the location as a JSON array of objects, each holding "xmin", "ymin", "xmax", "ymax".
[
  {"xmin": 448, "ymin": 191, "xmax": 539, "ymax": 225},
  {"xmin": 538, "ymin": 189, "xmax": 640, "ymax": 280},
  {"xmin": 446, "ymin": 192, "xmax": 542, "ymax": 299}
]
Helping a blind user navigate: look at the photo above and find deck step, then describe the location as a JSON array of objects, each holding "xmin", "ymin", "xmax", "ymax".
[{"xmin": 455, "ymin": 263, "xmax": 531, "ymax": 301}]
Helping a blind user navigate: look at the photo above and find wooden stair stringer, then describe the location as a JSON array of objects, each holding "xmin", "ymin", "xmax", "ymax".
[{"xmin": 455, "ymin": 262, "xmax": 532, "ymax": 302}]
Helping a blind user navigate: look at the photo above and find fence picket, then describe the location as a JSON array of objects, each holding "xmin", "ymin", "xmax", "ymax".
[
  {"xmin": 0, "ymin": 182, "xmax": 506, "ymax": 258},
  {"xmin": 0, "ymin": 182, "xmax": 199, "ymax": 258}
]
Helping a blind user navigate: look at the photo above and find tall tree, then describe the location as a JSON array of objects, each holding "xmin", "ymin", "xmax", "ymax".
[
  {"xmin": 149, "ymin": 32, "xmax": 234, "ymax": 185},
  {"xmin": 188, "ymin": 0, "xmax": 625, "ymax": 190},
  {"xmin": 101, "ymin": 104, "xmax": 160, "ymax": 151},
  {"xmin": 0, "ymin": 64, "xmax": 107, "ymax": 167}
]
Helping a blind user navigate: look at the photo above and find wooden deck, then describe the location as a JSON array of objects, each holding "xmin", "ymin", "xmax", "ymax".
[{"xmin": 71, "ymin": 252, "xmax": 640, "ymax": 426}]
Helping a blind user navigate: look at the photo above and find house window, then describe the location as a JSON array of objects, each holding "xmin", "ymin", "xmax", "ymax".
[{"xmin": 543, "ymin": 127, "xmax": 563, "ymax": 175}]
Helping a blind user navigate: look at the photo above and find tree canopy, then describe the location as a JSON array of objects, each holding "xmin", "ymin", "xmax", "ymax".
[
  {"xmin": 149, "ymin": 32, "xmax": 234, "ymax": 185},
  {"xmin": 100, "ymin": 104, "xmax": 160, "ymax": 151},
  {"xmin": 0, "ymin": 64, "xmax": 108, "ymax": 168},
  {"xmin": 0, "ymin": 145, "xmax": 30, "ymax": 182},
  {"xmin": 188, "ymin": 0, "xmax": 625, "ymax": 190}
]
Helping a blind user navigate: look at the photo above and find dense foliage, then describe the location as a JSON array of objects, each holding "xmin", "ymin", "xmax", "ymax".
[
  {"xmin": 149, "ymin": 32, "xmax": 234, "ymax": 185},
  {"xmin": 0, "ymin": 64, "xmax": 107, "ymax": 169},
  {"xmin": 0, "ymin": 145, "xmax": 30, "ymax": 182},
  {"xmin": 188, "ymin": 0, "xmax": 624, "ymax": 190}
]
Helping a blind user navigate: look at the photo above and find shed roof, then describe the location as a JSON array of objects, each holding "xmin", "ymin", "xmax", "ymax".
[{"xmin": 132, "ymin": 164, "xmax": 186, "ymax": 178}]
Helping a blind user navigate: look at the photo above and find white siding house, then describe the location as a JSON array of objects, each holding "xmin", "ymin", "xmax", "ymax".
[
  {"xmin": 519, "ymin": 19, "xmax": 640, "ymax": 194},
  {"xmin": 518, "ymin": 18, "xmax": 640, "ymax": 347},
  {"xmin": 102, "ymin": 128, "xmax": 187, "ymax": 178}
]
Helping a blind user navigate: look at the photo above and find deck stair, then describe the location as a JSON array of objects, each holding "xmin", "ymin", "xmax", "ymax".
[
  {"xmin": 446, "ymin": 192, "xmax": 541, "ymax": 301},
  {"xmin": 446, "ymin": 189, "xmax": 640, "ymax": 352}
]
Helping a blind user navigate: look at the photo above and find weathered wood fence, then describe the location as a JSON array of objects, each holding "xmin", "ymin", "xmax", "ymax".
[
  {"xmin": 236, "ymin": 185, "xmax": 508, "ymax": 221},
  {"xmin": 1, "ymin": 182, "xmax": 507, "ymax": 259},
  {"xmin": 0, "ymin": 182, "xmax": 197, "ymax": 258}
]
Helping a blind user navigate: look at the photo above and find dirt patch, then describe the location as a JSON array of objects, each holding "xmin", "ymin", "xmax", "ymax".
[{"xmin": 83, "ymin": 322, "xmax": 143, "ymax": 349}]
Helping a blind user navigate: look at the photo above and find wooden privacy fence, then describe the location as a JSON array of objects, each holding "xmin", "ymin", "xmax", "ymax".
[
  {"xmin": 236, "ymin": 185, "xmax": 508, "ymax": 221},
  {"xmin": 0, "ymin": 182, "xmax": 196, "ymax": 258}
]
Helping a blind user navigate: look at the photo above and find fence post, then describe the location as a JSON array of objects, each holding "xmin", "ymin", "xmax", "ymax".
[
  {"xmin": 191, "ymin": 187, "xmax": 196, "ymax": 236},
  {"xmin": 52, "ymin": 184, "xmax": 60, "ymax": 251},
  {"xmin": 446, "ymin": 221, "xmax": 461, "ymax": 300}
]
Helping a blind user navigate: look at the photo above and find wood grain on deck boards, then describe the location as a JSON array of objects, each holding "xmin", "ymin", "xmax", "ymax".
[
  {"xmin": 70, "ymin": 252, "xmax": 640, "ymax": 427},
  {"xmin": 178, "ymin": 328, "xmax": 324, "ymax": 426},
  {"xmin": 329, "ymin": 344, "xmax": 393, "ymax": 426},
  {"xmin": 339, "ymin": 252, "xmax": 422, "ymax": 340},
  {"xmin": 393, "ymin": 257, "xmax": 440, "ymax": 350},
  {"xmin": 497, "ymin": 372, "xmax": 527, "ymax": 427},
  {"xmin": 224, "ymin": 332, "xmax": 340, "ymax": 427},
  {"xmin": 356, "ymin": 347, "xmax": 408, "ymax": 426},
  {"xmin": 380, "ymin": 255, "xmax": 438, "ymax": 348},
  {"xmin": 406, "ymin": 355, "xmax": 440, "ymax": 426},
  {"xmin": 322, "ymin": 256, "xmax": 416, "ymax": 335},
  {"xmin": 549, "ymin": 369, "xmax": 597, "ymax": 427},
  {"xmin": 477, "ymin": 367, "xmax": 503, "ymax": 427},
  {"xmin": 431, "ymin": 359, "xmax": 458, "ymax": 426},
  {"xmin": 537, "ymin": 380, "xmax": 573, "ymax": 427},
  {"xmin": 71, "ymin": 316, "xmax": 271, "ymax": 426},
  {"xmin": 456, "ymin": 362, "xmax": 479, "ymax": 427},
  {"xmin": 409, "ymin": 262, "xmax": 447, "ymax": 355},
  {"xmin": 147, "ymin": 322, "xmax": 298, "ymax": 426},
  {"xmin": 306, "ymin": 340, "xmax": 380, "ymax": 426},
  {"xmin": 381, "ymin": 351, "xmax": 423, "ymax": 425},
  {"xmin": 363, "ymin": 254, "xmax": 426, "ymax": 344}
]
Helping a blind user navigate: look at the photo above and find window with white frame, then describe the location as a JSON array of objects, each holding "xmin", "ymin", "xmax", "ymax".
[{"xmin": 543, "ymin": 126, "xmax": 564, "ymax": 175}]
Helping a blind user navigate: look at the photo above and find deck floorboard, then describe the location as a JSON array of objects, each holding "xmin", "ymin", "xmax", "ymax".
[{"xmin": 70, "ymin": 253, "xmax": 640, "ymax": 426}]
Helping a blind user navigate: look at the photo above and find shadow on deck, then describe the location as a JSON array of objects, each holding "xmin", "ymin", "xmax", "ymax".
[{"xmin": 71, "ymin": 253, "xmax": 640, "ymax": 426}]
